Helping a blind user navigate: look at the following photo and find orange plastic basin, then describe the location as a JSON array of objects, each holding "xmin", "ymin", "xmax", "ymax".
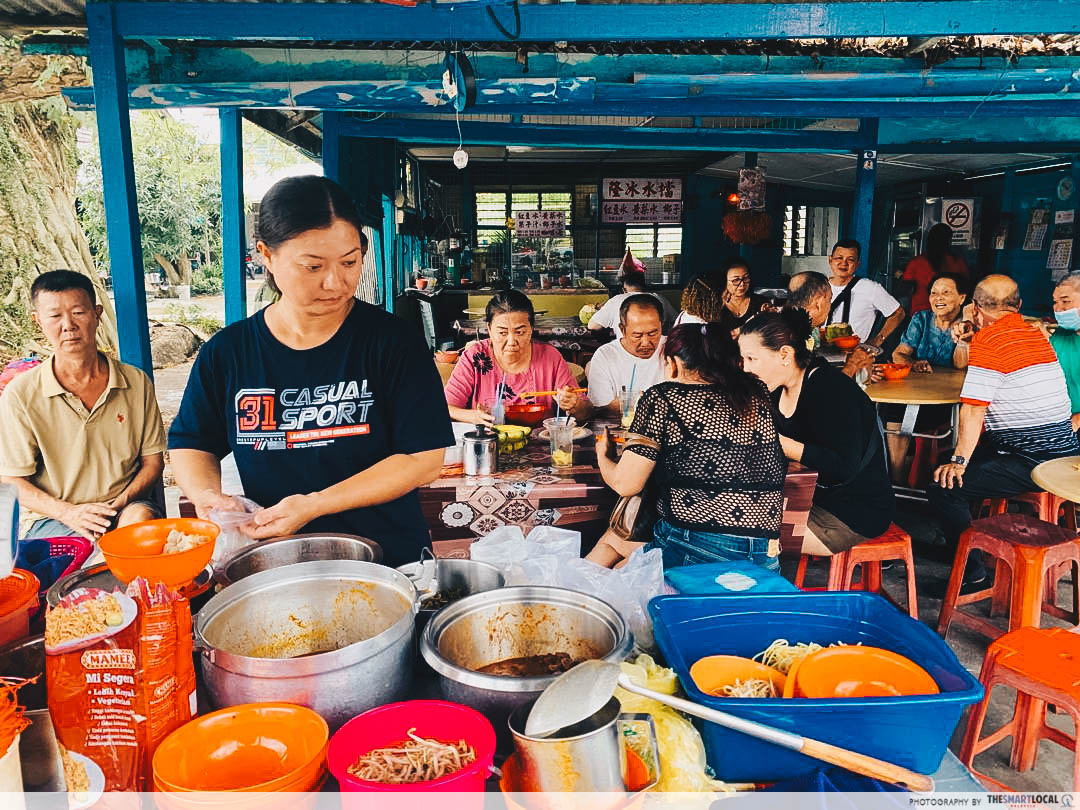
[
  {"xmin": 793, "ymin": 646, "xmax": 939, "ymax": 698},
  {"xmin": 506, "ymin": 403, "xmax": 547, "ymax": 426},
  {"xmin": 877, "ymin": 363, "xmax": 912, "ymax": 381},
  {"xmin": 99, "ymin": 518, "xmax": 218, "ymax": 587},
  {"xmin": 153, "ymin": 703, "xmax": 328, "ymax": 793},
  {"xmin": 689, "ymin": 655, "xmax": 786, "ymax": 698},
  {"xmin": 830, "ymin": 336, "xmax": 860, "ymax": 351}
]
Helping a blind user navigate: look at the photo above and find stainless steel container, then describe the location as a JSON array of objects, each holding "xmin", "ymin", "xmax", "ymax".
[
  {"xmin": 194, "ymin": 559, "xmax": 417, "ymax": 731},
  {"xmin": 419, "ymin": 586, "xmax": 633, "ymax": 747},
  {"xmin": 462, "ymin": 425, "xmax": 497, "ymax": 476},
  {"xmin": 0, "ymin": 635, "xmax": 64, "ymax": 791},
  {"xmin": 397, "ymin": 558, "xmax": 505, "ymax": 633},
  {"xmin": 509, "ymin": 698, "xmax": 659, "ymax": 792},
  {"xmin": 215, "ymin": 533, "xmax": 383, "ymax": 586}
]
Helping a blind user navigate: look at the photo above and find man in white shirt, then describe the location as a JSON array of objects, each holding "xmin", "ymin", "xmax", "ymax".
[
  {"xmin": 826, "ymin": 239, "xmax": 905, "ymax": 348},
  {"xmin": 588, "ymin": 269, "xmax": 675, "ymax": 338},
  {"xmin": 588, "ymin": 294, "xmax": 667, "ymax": 418}
]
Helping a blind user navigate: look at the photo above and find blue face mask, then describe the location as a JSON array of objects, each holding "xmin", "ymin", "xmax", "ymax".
[{"xmin": 1055, "ymin": 308, "xmax": 1080, "ymax": 331}]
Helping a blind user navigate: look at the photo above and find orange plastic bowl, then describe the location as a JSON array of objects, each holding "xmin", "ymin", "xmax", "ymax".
[
  {"xmin": 434, "ymin": 350, "xmax": 459, "ymax": 364},
  {"xmin": 830, "ymin": 335, "xmax": 860, "ymax": 351},
  {"xmin": 98, "ymin": 518, "xmax": 219, "ymax": 587},
  {"xmin": 506, "ymin": 403, "xmax": 547, "ymax": 426},
  {"xmin": 153, "ymin": 703, "xmax": 329, "ymax": 793},
  {"xmin": 689, "ymin": 655, "xmax": 786, "ymax": 698},
  {"xmin": 793, "ymin": 646, "xmax": 939, "ymax": 698},
  {"xmin": 877, "ymin": 363, "xmax": 912, "ymax": 381}
]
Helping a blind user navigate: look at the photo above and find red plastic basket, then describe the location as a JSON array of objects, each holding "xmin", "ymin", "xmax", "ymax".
[{"xmin": 43, "ymin": 536, "xmax": 94, "ymax": 579}]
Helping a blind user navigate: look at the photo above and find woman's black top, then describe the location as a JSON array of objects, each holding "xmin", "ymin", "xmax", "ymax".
[
  {"xmin": 717, "ymin": 292, "xmax": 768, "ymax": 333},
  {"xmin": 627, "ymin": 381, "xmax": 786, "ymax": 539},
  {"xmin": 771, "ymin": 363, "xmax": 894, "ymax": 537}
]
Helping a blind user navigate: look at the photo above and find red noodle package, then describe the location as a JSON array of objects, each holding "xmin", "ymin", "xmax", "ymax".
[{"xmin": 45, "ymin": 579, "xmax": 196, "ymax": 797}]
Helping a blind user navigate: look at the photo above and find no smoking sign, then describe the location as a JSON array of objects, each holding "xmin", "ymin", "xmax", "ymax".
[{"xmin": 945, "ymin": 202, "xmax": 971, "ymax": 229}]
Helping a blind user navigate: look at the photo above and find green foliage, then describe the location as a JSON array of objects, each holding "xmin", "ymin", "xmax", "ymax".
[
  {"xmin": 190, "ymin": 260, "xmax": 223, "ymax": 295},
  {"xmin": 78, "ymin": 111, "xmax": 223, "ymax": 275},
  {"xmin": 161, "ymin": 303, "xmax": 222, "ymax": 336}
]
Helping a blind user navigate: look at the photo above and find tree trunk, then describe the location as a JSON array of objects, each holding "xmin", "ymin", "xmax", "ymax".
[
  {"xmin": 154, "ymin": 253, "xmax": 182, "ymax": 286},
  {"xmin": 178, "ymin": 253, "xmax": 192, "ymax": 285},
  {"xmin": 0, "ymin": 100, "xmax": 117, "ymax": 361}
]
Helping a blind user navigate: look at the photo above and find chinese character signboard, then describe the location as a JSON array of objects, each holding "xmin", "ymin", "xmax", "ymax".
[
  {"xmin": 514, "ymin": 210, "xmax": 566, "ymax": 238},
  {"xmin": 600, "ymin": 200, "xmax": 684, "ymax": 224}
]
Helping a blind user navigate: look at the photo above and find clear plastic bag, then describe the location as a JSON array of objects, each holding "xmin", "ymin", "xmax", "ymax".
[
  {"xmin": 207, "ymin": 496, "xmax": 263, "ymax": 569},
  {"xmin": 469, "ymin": 525, "xmax": 580, "ymax": 585},
  {"xmin": 555, "ymin": 548, "xmax": 664, "ymax": 650}
]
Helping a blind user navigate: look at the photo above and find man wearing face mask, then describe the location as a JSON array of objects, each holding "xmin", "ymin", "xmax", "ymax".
[{"xmin": 1049, "ymin": 273, "xmax": 1080, "ymax": 433}]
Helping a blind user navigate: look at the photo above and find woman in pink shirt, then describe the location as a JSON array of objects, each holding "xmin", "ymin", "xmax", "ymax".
[{"xmin": 445, "ymin": 290, "xmax": 589, "ymax": 424}]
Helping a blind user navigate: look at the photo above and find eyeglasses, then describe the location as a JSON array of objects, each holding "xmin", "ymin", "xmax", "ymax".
[{"xmin": 729, "ymin": 277, "xmax": 751, "ymax": 285}]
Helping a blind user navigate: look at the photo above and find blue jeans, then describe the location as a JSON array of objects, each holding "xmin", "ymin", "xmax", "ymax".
[{"xmin": 647, "ymin": 519, "xmax": 779, "ymax": 571}]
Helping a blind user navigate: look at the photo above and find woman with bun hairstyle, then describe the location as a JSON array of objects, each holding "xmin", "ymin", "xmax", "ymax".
[
  {"xmin": 593, "ymin": 322, "xmax": 786, "ymax": 570},
  {"xmin": 739, "ymin": 309, "xmax": 894, "ymax": 555}
]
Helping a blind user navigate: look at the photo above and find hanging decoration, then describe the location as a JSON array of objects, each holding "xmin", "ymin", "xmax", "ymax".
[{"xmin": 723, "ymin": 168, "xmax": 772, "ymax": 245}]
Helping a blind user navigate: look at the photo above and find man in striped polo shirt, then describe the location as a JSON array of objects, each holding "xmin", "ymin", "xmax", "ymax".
[{"xmin": 929, "ymin": 275, "xmax": 1079, "ymax": 590}]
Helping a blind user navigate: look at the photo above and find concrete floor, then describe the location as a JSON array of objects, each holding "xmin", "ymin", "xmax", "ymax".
[{"xmin": 786, "ymin": 499, "xmax": 1077, "ymax": 793}]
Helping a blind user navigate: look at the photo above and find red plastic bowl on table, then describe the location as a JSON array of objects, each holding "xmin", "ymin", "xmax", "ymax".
[
  {"xmin": 505, "ymin": 403, "xmax": 546, "ymax": 427},
  {"xmin": 98, "ymin": 518, "xmax": 218, "ymax": 587},
  {"xmin": 328, "ymin": 700, "xmax": 496, "ymax": 792},
  {"xmin": 0, "ymin": 569, "xmax": 39, "ymax": 647}
]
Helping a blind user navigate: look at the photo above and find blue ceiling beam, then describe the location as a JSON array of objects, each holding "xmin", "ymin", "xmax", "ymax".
[
  {"xmin": 107, "ymin": 1, "xmax": 1080, "ymax": 41},
  {"xmin": 62, "ymin": 81, "xmax": 1080, "ymax": 118},
  {"xmin": 337, "ymin": 116, "xmax": 868, "ymax": 153}
]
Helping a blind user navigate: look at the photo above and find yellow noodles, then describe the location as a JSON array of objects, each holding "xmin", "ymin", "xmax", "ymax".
[
  {"xmin": 720, "ymin": 678, "xmax": 776, "ymax": 698},
  {"xmin": 45, "ymin": 594, "xmax": 123, "ymax": 647},
  {"xmin": 753, "ymin": 639, "xmax": 823, "ymax": 674}
]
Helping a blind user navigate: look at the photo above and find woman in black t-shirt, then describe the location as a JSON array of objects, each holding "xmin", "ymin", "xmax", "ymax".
[
  {"xmin": 739, "ymin": 309, "xmax": 894, "ymax": 556},
  {"xmin": 594, "ymin": 323, "xmax": 786, "ymax": 570},
  {"xmin": 169, "ymin": 176, "xmax": 454, "ymax": 566}
]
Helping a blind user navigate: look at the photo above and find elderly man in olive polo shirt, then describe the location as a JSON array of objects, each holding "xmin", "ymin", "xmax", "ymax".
[{"xmin": 0, "ymin": 270, "xmax": 166, "ymax": 541}]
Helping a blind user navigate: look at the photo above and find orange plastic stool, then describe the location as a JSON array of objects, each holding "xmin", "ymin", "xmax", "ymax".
[
  {"xmin": 937, "ymin": 514, "xmax": 1080, "ymax": 642},
  {"xmin": 792, "ymin": 524, "xmax": 919, "ymax": 619},
  {"xmin": 960, "ymin": 626, "xmax": 1080, "ymax": 790}
]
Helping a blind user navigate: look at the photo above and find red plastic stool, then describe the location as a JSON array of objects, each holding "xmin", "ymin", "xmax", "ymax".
[
  {"xmin": 960, "ymin": 626, "xmax": 1080, "ymax": 790},
  {"xmin": 792, "ymin": 524, "xmax": 919, "ymax": 619},
  {"xmin": 937, "ymin": 514, "xmax": 1080, "ymax": 642}
]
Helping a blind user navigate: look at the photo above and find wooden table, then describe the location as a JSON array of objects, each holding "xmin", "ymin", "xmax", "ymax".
[
  {"xmin": 1031, "ymin": 456, "xmax": 1080, "ymax": 503},
  {"xmin": 418, "ymin": 433, "xmax": 818, "ymax": 559},
  {"xmin": 865, "ymin": 366, "xmax": 966, "ymax": 437}
]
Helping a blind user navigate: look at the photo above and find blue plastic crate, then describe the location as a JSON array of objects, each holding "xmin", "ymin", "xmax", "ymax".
[{"xmin": 649, "ymin": 592, "xmax": 984, "ymax": 782}]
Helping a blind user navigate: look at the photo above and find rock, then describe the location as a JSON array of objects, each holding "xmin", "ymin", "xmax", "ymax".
[{"xmin": 150, "ymin": 322, "xmax": 201, "ymax": 369}]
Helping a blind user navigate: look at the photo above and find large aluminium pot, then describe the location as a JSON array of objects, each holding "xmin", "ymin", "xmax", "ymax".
[
  {"xmin": 0, "ymin": 634, "xmax": 64, "ymax": 791},
  {"xmin": 215, "ymin": 533, "xmax": 383, "ymax": 587},
  {"xmin": 194, "ymin": 559, "xmax": 417, "ymax": 731},
  {"xmin": 419, "ymin": 586, "xmax": 633, "ymax": 746}
]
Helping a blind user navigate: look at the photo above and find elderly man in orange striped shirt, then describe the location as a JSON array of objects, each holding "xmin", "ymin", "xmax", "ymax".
[{"xmin": 928, "ymin": 275, "xmax": 1079, "ymax": 592}]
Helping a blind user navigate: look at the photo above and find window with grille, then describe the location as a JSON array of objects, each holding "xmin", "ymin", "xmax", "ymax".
[
  {"xmin": 784, "ymin": 206, "xmax": 840, "ymax": 256},
  {"xmin": 625, "ymin": 226, "xmax": 682, "ymax": 258},
  {"xmin": 476, "ymin": 190, "xmax": 574, "ymax": 251}
]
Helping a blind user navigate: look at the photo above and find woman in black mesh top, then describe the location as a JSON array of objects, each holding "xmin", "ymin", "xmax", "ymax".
[
  {"xmin": 738, "ymin": 309, "xmax": 893, "ymax": 556},
  {"xmin": 595, "ymin": 323, "xmax": 786, "ymax": 570}
]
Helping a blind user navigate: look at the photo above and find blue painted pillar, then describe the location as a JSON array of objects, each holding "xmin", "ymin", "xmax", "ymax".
[
  {"xmin": 322, "ymin": 111, "xmax": 341, "ymax": 184},
  {"xmin": 219, "ymin": 109, "xmax": 246, "ymax": 325},
  {"xmin": 850, "ymin": 119, "xmax": 879, "ymax": 277},
  {"xmin": 86, "ymin": 3, "xmax": 152, "ymax": 375},
  {"xmin": 382, "ymin": 192, "xmax": 396, "ymax": 313}
]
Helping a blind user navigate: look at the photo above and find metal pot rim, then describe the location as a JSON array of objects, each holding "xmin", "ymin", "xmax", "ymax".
[
  {"xmin": 195, "ymin": 559, "xmax": 416, "ymax": 677},
  {"xmin": 215, "ymin": 533, "xmax": 384, "ymax": 587},
  {"xmin": 418, "ymin": 585, "xmax": 633, "ymax": 692}
]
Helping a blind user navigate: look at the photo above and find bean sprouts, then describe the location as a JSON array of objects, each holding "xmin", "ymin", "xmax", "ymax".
[{"xmin": 347, "ymin": 727, "xmax": 477, "ymax": 784}]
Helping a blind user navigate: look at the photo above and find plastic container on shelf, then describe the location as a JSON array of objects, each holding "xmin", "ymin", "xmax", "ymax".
[
  {"xmin": 649, "ymin": 592, "xmax": 983, "ymax": 782},
  {"xmin": 0, "ymin": 570, "xmax": 39, "ymax": 647},
  {"xmin": 328, "ymin": 700, "xmax": 495, "ymax": 793}
]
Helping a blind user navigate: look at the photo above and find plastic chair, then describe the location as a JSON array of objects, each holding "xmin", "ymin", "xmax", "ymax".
[
  {"xmin": 936, "ymin": 514, "xmax": 1080, "ymax": 642},
  {"xmin": 960, "ymin": 626, "xmax": 1080, "ymax": 790},
  {"xmin": 792, "ymin": 524, "xmax": 919, "ymax": 619}
]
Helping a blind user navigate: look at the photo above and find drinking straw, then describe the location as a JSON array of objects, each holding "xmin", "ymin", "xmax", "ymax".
[{"xmin": 628, "ymin": 366, "xmax": 637, "ymax": 398}]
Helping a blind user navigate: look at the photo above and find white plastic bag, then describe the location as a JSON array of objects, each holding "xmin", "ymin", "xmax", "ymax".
[
  {"xmin": 555, "ymin": 548, "xmax": 665, "ymax": 650},
  {"xmin": 208, "ymin": 496, "xmax": 263, "ymax": 569},
  {"xmin": 469, "ymin": 525, "xmax": 580, "ymax": 585}
]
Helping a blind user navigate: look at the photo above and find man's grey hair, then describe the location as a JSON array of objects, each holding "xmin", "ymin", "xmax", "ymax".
[
  {"xmin": 973, "ymin": 281, "xmax": 1021, "ymax": 312},
  {"xmin": 787, "ymin": 271, "xmax": 831, "ymax": 310},
  {"xmin": 1056, "ymin": 273, "xmax": 1080, "ymax": 294}
]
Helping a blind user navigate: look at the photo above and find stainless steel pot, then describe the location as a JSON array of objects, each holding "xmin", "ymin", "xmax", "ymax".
[
  {"xmin": 419, "ymin": 586, "xmax": 633, "ymax": 747},
  {"xmin": 194, "ymin": 559, "xmax": 416, "ymax": 730},
  {"xmin": 397, "ymin": 558, "xmax": 505, "ymax": 632},
  {"xmin": 215, "ymin": 533, "xmax": 383, "ymax": 586},
  {"xmin": 0, "ymin": 635, "xmax": 64, "ymax": 791}
]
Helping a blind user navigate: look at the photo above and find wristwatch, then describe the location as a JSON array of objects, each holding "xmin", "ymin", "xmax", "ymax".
[{"xmin": 949, "ymin": 455, "xmax": 968, "ymax": 467}]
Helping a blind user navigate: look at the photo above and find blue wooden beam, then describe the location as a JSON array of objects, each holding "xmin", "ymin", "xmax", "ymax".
[
  {"xmin": 63, "ymin": 82, "xmax": 1080, "ymax": 118},
  {"xmin": 219, "ymin": 108, "xmax": 246, "ymax": 326},
  {"xmin": 86, "ymin": 3, "xmax": 152, "ymax": 375},
  {"xmin": 850, "ymin": 120, "xmax": 879, "ymax": 278},
  {"xmin": 109, "ymin": 1, "xmax": 1080, "ymax": 41}
]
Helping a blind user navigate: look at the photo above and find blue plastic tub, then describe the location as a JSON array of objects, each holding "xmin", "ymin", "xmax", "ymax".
[{"xmin": 649, "ymin": 592, "xmax": 983, "ymax": 782}]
